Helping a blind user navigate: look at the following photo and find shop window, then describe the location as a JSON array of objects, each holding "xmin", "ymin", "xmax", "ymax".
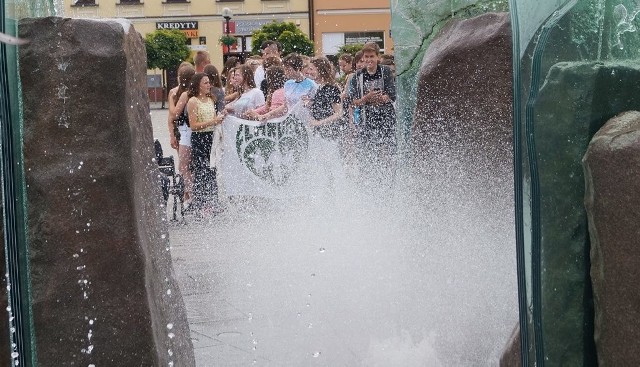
[{"xmin": 72, "ymin": 0, "xmax": 97, "ymax": 6}]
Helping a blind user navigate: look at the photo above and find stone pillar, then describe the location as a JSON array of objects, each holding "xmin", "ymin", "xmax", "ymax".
[
  {"xmin": 499, "ymin": 324, "xmax": 521, "ymax": 367},
  {"xmin": 583, "ymin": 111, "xmax": 640, "ymax": 367},
  {"xmin": 410, "ymin": 12, "xmax": 518, "ymax": 364},
  {"xmin": 411, "ymin": 12, "xmax": 513, "ymax": 201},
  {"xmin": 19, "ymin": 17, "xmax": 194, "ymax": 366}
]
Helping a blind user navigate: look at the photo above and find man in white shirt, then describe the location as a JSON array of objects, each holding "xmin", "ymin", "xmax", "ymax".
[{"xmin": 254, "ymin": 40, "xmax": 282, "ymax": 87}]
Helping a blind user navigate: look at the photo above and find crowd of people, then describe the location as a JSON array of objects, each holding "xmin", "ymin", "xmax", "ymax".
[{"xmin": 166, "ymin": 41, "xmax": 397, "ymax": 216}]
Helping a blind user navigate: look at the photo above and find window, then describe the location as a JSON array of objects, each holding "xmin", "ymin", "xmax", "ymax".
[
  {"xmin": 118, "ymin": 0, "xmax": 142, "ymax": 4},
  {"xmin": 72, "ymin": 0, "xmax": 97, "ymax": 6},
  {"xmin": 164, "ymin": 0, "xmax": 189, "ymax": 3}
]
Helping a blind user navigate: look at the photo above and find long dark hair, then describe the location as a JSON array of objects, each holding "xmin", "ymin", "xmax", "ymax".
[
  {"xmin": 203, "ymin": 64, "xmax": 222, "ymax": 89},
  {"xmin": 310, "ymin": 57, "xmax": 336, "ymax": 86},
  {"xmin": 236, "ymin": 64, "xmax": 256, "ymax": 94},
  {"xmin": 353, "ymin": 50, "xmax": 364, "ymax": 70},
  {"xmin": 264, "ymin": 65, "xmax": 286, "ymax": 109},
  {"xmin": 203, "ymin": 64, "xmax": 222, "ymax": 104},
  {"xmin": 187, "ymin": 73, "xmax": 211, "ymax": 99},
  {"xmin": 173, "ymin": 64, "xmax": 195, "ymax": 104},
  {"xmin": 222, "ymin": 56, "xmax": 240, "ymax": 86}
]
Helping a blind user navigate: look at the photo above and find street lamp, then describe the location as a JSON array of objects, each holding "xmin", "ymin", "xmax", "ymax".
[{"xmin": 222, "ymin": 7, "xmax": 233, "ymax": 60}]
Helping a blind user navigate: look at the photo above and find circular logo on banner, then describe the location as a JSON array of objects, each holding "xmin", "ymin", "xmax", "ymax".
[{"xmin": 235, "ymin": 115, "xmax": 309, "ymax": 186}]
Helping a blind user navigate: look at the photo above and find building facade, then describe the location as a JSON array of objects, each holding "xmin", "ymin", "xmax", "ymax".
[
  {"xmin": 65, "ymin": 0, "xmax": 311, "ymax": 66},
  {"xmin": 311, "ymin": 0, "xmax": 393, "ymax": 57}
]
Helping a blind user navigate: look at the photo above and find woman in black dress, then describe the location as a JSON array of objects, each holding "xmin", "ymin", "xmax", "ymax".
[
  {"xmin": 306, "ymin": 56, "xmax": 346, "ymax": 189},
  {"xmin": 308, "ymin": 57, "xmax": 343, "ymax": 140}
]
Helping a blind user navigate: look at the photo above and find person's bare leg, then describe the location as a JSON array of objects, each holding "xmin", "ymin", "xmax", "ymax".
[{"xmin": 179, "ymin": 145, "xmax": 193, "ymax": 202}]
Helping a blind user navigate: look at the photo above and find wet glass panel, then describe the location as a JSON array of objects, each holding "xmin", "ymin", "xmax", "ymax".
[{"xmin": 512, "ymin": 0, "xmax": 640, "ymax": 365}]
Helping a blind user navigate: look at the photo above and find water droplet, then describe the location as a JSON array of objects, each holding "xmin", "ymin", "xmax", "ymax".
[
  {"xmin": 161, "ymin": 234, "xmax": 167, "ymax": 239},
  {"xmin": 166, "ymin": 289, "xmax": 171, "ymax": 295},
  {"xmin": 167, "ymin": 323, "xmax": 173, "ymax": 330},
  {"xmin": 312, "ymin": 351, "xmax": 321, "ymax": 358},
  {"xmin": 308, "ymin": 323, "xmax": 313, "ymax": 328},
  {"xmin": 10, "ymin": 352, "xmax": 18, "ymax": 359},
  {"xmin": 168, "ymin": 332, "xmax": 175, "ymax": 339},
  {"xmin": 319, "ymin": 248, "xmax": 325, "ymax": 253}
]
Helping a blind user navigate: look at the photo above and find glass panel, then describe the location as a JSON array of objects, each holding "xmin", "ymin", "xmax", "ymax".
[
  {"xmin": 511, "ymin": 0, "xmax": 640, "ymax": 364},
  {"xmin": 2, "ymin": 1, "xmax": 60, "ymax": 366}
]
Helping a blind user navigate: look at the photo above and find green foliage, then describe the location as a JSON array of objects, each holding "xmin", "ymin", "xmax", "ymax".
[
  {"xmin": 144, "ymin": 29, "xmax": 190, "ymax": 71},
  {"xmin": 337, "ymin": 43, "xmax": 364, "ymax": 57},
  {"xmin": 219, "ymin": 34, "xmax": 237, "ymax": 46},
  {"xmin": 251, "ymin": 21, "xmax": 314, "ymax": 56}
]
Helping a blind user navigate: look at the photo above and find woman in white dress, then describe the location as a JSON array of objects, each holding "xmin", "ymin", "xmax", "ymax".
[{"xmin": 224, "ymin": 64, "xmax": 265, "ymax": 118}]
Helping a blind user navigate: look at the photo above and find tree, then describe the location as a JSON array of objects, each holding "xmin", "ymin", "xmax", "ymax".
[
  {"xmin": 251, "ymin": 22, "xmax": 314, "ymax": 56},
  {"xmin": 144, "ymin": 29, "xmax": 190, "ymax": 107},
  {"xmin": 337, "ymin": 43, "xmax": 364, "ymax": 57}
]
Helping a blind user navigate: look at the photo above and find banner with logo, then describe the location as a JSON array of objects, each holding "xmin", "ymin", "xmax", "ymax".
[{"xmin": 220, "ymin": 111, "xmax": 313, "ymax": 198}]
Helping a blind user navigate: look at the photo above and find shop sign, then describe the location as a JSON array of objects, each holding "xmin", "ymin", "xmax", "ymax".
[
  {"xmin": 157, "ymin": 21, "xmax": 199, "ymax": 38},
  {"xmin": 344, "ymin": 31, "xmax": 385, "ymax": 49},
  {"xmin": 183, "ymin": 30, "xmax": 198, "ymax": 38},
  {"xmin": 234, "ymin": 19, "xmax": 282, "ymax": 35},
  {"xmin": 156, "ymin": 21, "xmax": 198, "ymax": 30}
]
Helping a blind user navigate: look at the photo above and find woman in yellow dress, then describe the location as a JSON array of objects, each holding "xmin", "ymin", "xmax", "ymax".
[{"xmin": 186, "ymin": 73, "xmax": 226, "ymax": 213}]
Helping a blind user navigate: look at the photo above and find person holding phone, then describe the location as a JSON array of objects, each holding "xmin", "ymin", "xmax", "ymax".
[{"xmin": 348, "ymin": 42, "xmax": 397, "ymax": 185}]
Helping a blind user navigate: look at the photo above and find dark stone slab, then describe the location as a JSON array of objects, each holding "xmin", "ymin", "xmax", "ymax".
[
  {"xmin": 583, "ymin": 111, "xmax": 640, "ymax": 367},
  {"xmin": 411, "ymin": 12, "xmax": 512, "ymax": 179},
  {"xmin": 19, "ymin": 17, "xmax": 194, "ymax": 366},
  {"xmin": 410, "ymin": 12, "xmax": 513, "ymax": 211},
  {"xmin": 409, "ymin": 13, "xmax": 516, "ymax": 363},
  {"xmin": 499, "ymin": 324, "xmax": 521, "ymax": 367},
  {"xmin": 533, "ymin": 61, "xmax": 640, "ymax": 366}
]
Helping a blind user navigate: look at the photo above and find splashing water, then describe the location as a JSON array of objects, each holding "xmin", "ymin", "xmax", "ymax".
[{"xmin": 170, "ymin": 137, "xmax": 517, "ymax": 365}]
